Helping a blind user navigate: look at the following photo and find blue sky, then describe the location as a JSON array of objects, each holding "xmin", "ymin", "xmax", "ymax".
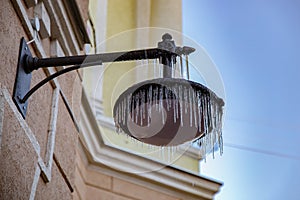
[{"xmin": 183, "ymin": 1, "xmax": 300, "ymax": 199}]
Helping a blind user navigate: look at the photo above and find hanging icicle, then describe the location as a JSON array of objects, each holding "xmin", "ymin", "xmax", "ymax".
[
  {"xmin": 113, "ymin": 78, "xmax": 224, "ymax": 157},
  {"xmin": 110, "ymin": 33, "xmax": 225, "ymax": 159}
]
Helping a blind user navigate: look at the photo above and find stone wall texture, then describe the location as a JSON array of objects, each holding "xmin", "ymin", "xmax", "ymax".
[{"xmin": 0, "ymin": 0, "xmax": 83, "ymax": 199}]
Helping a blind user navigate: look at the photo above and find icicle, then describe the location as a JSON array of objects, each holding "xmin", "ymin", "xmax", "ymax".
[
  {"xmin": 172, "ymin": 63, "xmax": 175, "ymax": 78},
  {"xmin": 192, "ymin": 90, "xmax": 197, "ymax": 127},
  {"xmin": 169, "ymin": 89, "xmax": 172, "ymax": 112},
  {"xmin": 142, "ymin": 90, "xmax": 146, "ymax": 121},
  {"xmin": 197, "ymin": 139, "xmax": 202, "ymax": 156},
  {"xmin": 159, "ymin": 87, "xmax": 163, "ymax": 112},
  {"xmin": 219, "ymin": 133, "xmax": 223, "ymax": 155},
  {"xmin": 118, "ymin": 104, "xmax": 121, "ymax": 125},
  {"xmin": 120, "ymin": 100, "xmax": 123, "ymax": 124},
  {"xmin": 159, "ymin": 87, "xmax": 165, "ymax": 124},
  {"xmin": 180, "ymin": 56, "xmax": 184, "ymax": 78},
  {"xmin": 189, "ymin": 88, "xmax": 193, "ymax": 127},
  {"xmin": 123, "ymin": 98, "xmax": 126, "ymax": 125},
  {"xmin": 217, "ymin": 104, "xmax": 224, "ymax": 155},
  {"xmin": 147, "ymin": 85, "xmax": 152, "ymax": 127},
  {"xmin": 179, "ymin": 85, "xmax": 183, "ymax": 126},
  {"xmin": 165, "ymin": 87, "xmax": 170, "ymax": 111},
  {"xmin": 115, "ymin": 107, "xmax": 119, "ymax": 125},
  {"xmin": 203, "ymin": 95, "xmax": 208, "ymax": 135},
  {"xmin": 210, "ymin": 101, "xmax": 215, "ymax": 131},
  {"xmin": 127, "ymin": 94, "xmax": 131, "ymax": 124},
  {"xmin": 140, "ymin": 91, "xmax": 144, "ymax": 126},
  {"xmin": 217, "ymin": 103, "xmax": 222, "ymax": 133},
  {"xmin": 207, "ymin": 95, "xmax": 212, "ymax": 131},
  {"xmin": 184, "ymin": 87, "xmax": 188, "ymax": 114},
  {"xmin": 131, "ymin": 95, "xmax": 135, "ymax": 123},
  {"xmin": 115, "ymin": 106, "xmax": 120, "ymax": 134},
  {"xmin": 154, "ymin": 86, "xmax": 159, "ymax": 111},
  {"xmin": 185, "ymin": 55, "xmax": 190, "ymax": 80},
  {"xmin": 173, "ymin": 99, "xmax": 176, "ymax": 123},
  {"xmin": 174, "ymin": 87, "xmax": 178, "ymax": 123},
  {"xmin": 115, "ymin": 123, "xmax": 120, "ymax": 133},
  {"xmin": 135, "ymin": 94, "xmax": 139, "ymax": 124},
  {"xmin": 172, "ymin": 86, "xmax": 177, "ymax": 123},
  {"xmin": 197, "ymin": 91, "xmax": 202, "ymax": 132},
  {"xmin": 116, "ymin": 105, "xmax": 119, "ymax": 125}
]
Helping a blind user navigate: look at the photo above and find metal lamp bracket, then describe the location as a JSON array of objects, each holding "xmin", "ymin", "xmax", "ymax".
[
  {"xmin": 12, "ymin": 34, "xmax": 194, "ymax": 119},
  {"xmin": 10, "ymin": 34, "xmax": 225, "ymax": 155},
  {"xmin": 13, "ymin": 38, "xmax": 32, "ymax": 118}
]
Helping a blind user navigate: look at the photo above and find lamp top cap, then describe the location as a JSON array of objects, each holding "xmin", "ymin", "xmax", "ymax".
[
  {"xmin": 162, "ymin": 33, "xmax": 172, "ymax": 40},
  {"xmin": 158, "ymin": 33, "xmax": 176, "ymax": 53}
]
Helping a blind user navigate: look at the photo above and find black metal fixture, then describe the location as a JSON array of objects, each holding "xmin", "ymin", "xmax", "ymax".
[{"xmin": 13, "ymin": 33, "xmax": 224, "ymax": 154}]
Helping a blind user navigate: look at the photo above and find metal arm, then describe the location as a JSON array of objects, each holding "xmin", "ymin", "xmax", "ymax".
[
  {"xmin": 19, "ymin": 48, "xmax": 178, "ymax": 104},
  {"xmin": 24, "ymin": 48, "xmax": 177, "ymax": 73},
  {"xmin": 13, "ymin": 34, "xmax": 195, "ymax": 119}
]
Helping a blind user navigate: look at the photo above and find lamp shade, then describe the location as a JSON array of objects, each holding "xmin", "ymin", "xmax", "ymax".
[{"xmin": 113, "ymin": 78, "xmax": 224, "ymax": 147}]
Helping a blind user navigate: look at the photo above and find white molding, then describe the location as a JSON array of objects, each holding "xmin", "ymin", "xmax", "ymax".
[
  {"xmin": 96, "ymin": 114, "xmax": 115, "ymax": 130},
  {"xmin": 79, "ymin": 89, "xmax": 222, "ymax": 199},
  {"xmin": 43, "ymin": 88, "xmax": 60, "ymax": 181},
  {"xmin": 52, "ymin": 0, "xmax": 80, "ymax": 54},
  {"xmin": 29, "ymin": 164, "xmax": 41, "ymax": 200}
]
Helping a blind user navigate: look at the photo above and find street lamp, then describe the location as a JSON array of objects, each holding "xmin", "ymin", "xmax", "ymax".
[{"xmin": 13, "ymin": 33, "xmax": 224, "ymax": 155}]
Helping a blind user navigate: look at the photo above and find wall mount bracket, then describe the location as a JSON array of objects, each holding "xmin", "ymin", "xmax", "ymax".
[{"xmin": 13, "ymin": 38, "xmax": 32, "ymax": 118}]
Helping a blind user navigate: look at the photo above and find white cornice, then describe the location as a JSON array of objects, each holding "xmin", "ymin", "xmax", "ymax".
[{"xmin": 79, "ymin": 89, "xmax": 222, "ymax": 199}]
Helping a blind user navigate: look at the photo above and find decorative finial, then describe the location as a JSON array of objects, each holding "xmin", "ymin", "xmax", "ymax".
[{"xmin": 157, "ymin": 33, "xmax": 176, "ymax": 53}]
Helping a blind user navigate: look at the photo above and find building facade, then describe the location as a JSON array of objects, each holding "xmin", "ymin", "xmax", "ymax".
[{"xmin": 0, "ymin": 0, "xmax": 222, "ymax": 199}]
